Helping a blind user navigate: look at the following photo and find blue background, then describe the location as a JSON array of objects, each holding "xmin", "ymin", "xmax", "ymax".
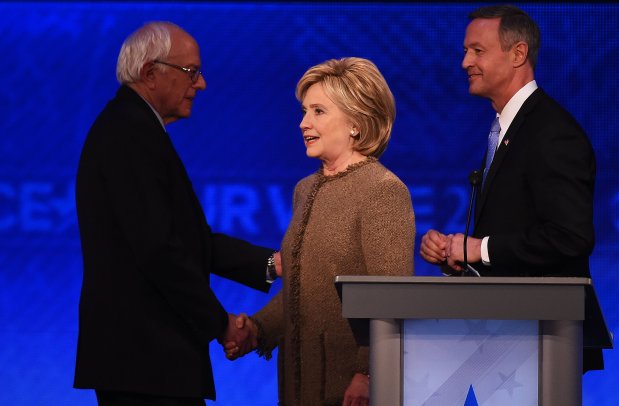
[{"xmin": 0, "ymin": 2, "xmax": 616, "ymax": 405}]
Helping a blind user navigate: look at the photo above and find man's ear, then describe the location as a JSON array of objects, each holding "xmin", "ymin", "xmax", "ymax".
[
  {"xmin": 512, "ymin": 41, "xmax": 529, "ymax": 68},
  {"xmin": 141, "ymin": 61, "xmax": 158, "ymax": 89}
]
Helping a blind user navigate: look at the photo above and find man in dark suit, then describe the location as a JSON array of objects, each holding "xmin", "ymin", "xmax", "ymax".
[
  {"xmin": 419, "ymin": 5, "xmax": 601, "ymax": 370},
  {"xmin": 421, "ymin": 5, "xmax": 595, "ymax": 280},
  {"xmin": 74, "ymin": 21, "xmax": 279, "ymax": 405}
]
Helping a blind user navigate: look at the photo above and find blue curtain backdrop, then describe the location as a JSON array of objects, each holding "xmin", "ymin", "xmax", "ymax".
[{"xmin": 0, "ymin": 2, "xmax": 616, "ymax": 405}]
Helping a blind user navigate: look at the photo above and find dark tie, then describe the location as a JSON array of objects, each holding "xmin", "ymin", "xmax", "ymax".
[{"xmin": 482, "ymin": 117, "xmax": 501, "ymax": 187}]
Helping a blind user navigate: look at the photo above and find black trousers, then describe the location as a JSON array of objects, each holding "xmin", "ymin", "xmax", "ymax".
[{"xmin": 95, "ymin": 390, "xmax": 206, "ymax": 406}]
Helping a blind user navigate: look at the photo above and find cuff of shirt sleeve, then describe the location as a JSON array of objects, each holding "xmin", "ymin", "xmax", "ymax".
[{"xmin": 481, "ymin": 236, "xmax": 491, "ymax": 265}]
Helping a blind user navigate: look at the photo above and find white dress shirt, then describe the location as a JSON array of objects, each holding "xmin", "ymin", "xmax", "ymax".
[{"xmin": 481, "ymin": 80, "xmax": 538, "ymax": 265}]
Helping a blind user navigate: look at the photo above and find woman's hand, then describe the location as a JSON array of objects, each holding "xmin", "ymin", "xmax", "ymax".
[{"xmin": 342, "ymin": 373, "xmax": 369, "ymax": 406}]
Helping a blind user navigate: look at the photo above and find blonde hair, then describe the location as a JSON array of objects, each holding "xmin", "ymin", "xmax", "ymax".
[{"xmin": 296, "ymin": 57, "xmax": 396, "ymax": 158}]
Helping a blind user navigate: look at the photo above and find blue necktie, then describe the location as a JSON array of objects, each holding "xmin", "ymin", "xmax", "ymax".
[{"xmin": 482, "ymin": 117, "xmax": 500, "ymax": 187}]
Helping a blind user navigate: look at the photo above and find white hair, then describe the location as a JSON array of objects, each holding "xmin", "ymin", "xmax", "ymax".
[{"xmin": 116, "ymin": 21, "xmax": 179, "ymax": 84}]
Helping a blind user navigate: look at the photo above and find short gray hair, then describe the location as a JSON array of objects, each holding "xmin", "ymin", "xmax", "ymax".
[
  {"xmin": 468, "ymin": 5, "xmax": 540, "ymax": 70},
  {"xmin": 116, "ymin": 21, "xmax": 179, "ymax": 84}
]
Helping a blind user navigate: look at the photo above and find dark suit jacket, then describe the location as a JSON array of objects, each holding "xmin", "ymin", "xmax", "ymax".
[
  {"xmin": 473, "ymin": 88, "xmax": 595, "ymax": 278},
  {"xmin": 74, "ymin": 86, "xmax": 272, "ymax": 399},
  {"xmin": 472, "ymin": 88, "xmax": 602, "ymax": 371}
]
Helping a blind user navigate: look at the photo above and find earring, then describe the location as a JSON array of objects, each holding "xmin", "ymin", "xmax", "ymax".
[{"xmin": 350, "ymin": 129, "xmax": 356, "ymax": 136}]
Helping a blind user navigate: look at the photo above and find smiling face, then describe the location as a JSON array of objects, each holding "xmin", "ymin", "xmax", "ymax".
[
  {"xmin": 299, "ymin": 83, "xmax": 358, "ymax": 167},
  {"xmin": 462, "ymin": 18, "xmax": 515, "ymax": 110},
  {"xmin": 152, "ymin": 27, "xmax": 206, "ymax": 124}
]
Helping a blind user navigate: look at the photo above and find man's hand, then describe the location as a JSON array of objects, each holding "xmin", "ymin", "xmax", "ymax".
[
  {"xmin": 445, "ymin": 233, "xmax": 482, "ymax": 271},
  {"xmin": 220, "ymin": 313, "xmax": 257, "ymax": 360},
  {"xmin": 274, "ymin": 251, "xmax": 282, "ymax": 277},
  {"xmin": 420, "ymin": 229, "xmax": 450, "ymax": 264},
  {"xmin": 342, "ymin": 373, "xmax": 369, "ymax": 406}
]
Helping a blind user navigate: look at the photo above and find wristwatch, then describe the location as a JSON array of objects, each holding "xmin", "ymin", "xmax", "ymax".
[{"xmin": 266, "ymin": 252, "xmax": 278, "ymax": 283}]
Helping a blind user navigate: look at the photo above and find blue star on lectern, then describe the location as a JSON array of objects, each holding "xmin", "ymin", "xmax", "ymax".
[{"xmin": 463, "ymin": 385, "xmax": 479, "ymax": 406}]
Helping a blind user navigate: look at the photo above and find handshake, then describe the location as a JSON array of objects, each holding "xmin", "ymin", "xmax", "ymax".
[{"xmin": 219, "ymin": 313, "xmax": 257, "ymax": 360}]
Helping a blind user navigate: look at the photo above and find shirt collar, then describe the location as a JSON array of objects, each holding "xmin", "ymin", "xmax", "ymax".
[
  {"xmin": 136, "ymin": 92, "xmax": 166, "ymax": 131},
  {"xmin": 496, "ymin": 80, "xmax": 538, "ymax": 139}
]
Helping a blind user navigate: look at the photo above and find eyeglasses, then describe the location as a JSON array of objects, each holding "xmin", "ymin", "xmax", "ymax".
[{"xmin": 154, "ymin": 60, "xmax": 202, "ymax": 83}]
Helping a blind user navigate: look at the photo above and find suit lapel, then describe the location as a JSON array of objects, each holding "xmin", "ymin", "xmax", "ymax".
[
  {"xmin": 474, "ymin": 88, "xmax": 544, "ymax": 225},
  {"xmin": 121, "ymin": 85, "xmax": 209, "ymax": 235},
  {"xmin": 162, "ymin": 132, "xmax": 209, "ymax": 227}
]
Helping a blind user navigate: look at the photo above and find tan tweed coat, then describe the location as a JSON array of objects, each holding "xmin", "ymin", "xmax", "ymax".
[{"xmin": 253, "ymin": 158, "xmax": 415, "ymax": 405}]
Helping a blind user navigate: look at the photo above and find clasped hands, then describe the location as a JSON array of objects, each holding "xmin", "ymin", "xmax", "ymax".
[
  {"xmin": 420, "ymin": 229, "xmax": 482, "ymax": 273},
  {"xmin": 218, "ymin": 313, "xmax": 257, "ymax": 360}
]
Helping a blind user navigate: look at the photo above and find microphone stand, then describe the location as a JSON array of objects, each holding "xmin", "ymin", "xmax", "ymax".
[{"xmin": 463, "ymin": 170, "xmax": 482, "ymax": 277}]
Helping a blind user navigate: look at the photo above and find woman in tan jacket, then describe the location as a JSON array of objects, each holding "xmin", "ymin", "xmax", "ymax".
[{"xmin": 227, "ymin": 57, "xmax": 415, "ymax": 406}]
